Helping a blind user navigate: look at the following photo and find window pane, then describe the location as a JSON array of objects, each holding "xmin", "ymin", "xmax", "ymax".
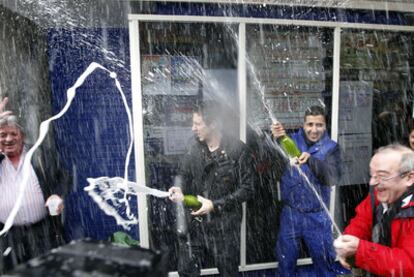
[
  {"xmin": 338, "ymin": 30, "xmax": 414, "ymax": 228},
  {"xmin": 246, "ymin": 24, "xmax": 334, "ymax": 263},
  {"xmin": 139, "ymin": 22, "xmax": 238, "ymax": 272}
]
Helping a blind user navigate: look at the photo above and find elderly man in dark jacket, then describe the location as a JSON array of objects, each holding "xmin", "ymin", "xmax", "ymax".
[
  {"xmin": 169, "ymin": 101, "xmax": 256, "ymax": 276},
  {"xmin": 0, "ymin": 97, "xmax": 71, "ymax": 273}
]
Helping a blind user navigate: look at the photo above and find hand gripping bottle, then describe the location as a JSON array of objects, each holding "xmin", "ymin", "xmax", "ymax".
[
  {"xmin": 174, "ymin": 176, "xmax": 202, "ymax": 210},
  {"xmin": 183, "ymin": 195, "xmax": 202, "ymax": 210},
  {"xmin": 273, "ymin": 121, "xmax": 301, "ymax": 158}
]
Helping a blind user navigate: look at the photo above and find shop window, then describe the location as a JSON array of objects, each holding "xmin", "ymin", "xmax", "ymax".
[
  {"xmin": 339, "ymin": 30, "xmax": 414, "ymax": 184},
  {"xmin": 139, "ymin": 22, "xmax": 238, "ymax": 272},
  {"xmin": 338, "ymin": 30, "xmax": 414, "ymax": 227},
  {"xmin": 135, "ymin": 18, "xmax": 414, "ymax": 273},
  {"xmin": 245, "ymin": 24, "xmax": 334, "ymax": 263}
]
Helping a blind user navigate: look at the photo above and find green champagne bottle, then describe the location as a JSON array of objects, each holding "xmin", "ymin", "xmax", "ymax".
[
  {"xmin": 173, "ymin": 176, "xmax": 202, "ymax": 210},
  {"xmin": 183, "ymin": 195, "xmax": 202, "ymax": 210},
  {"xmin": 278, "ymin": 135, "xmax": 301, "ymax": 158}
]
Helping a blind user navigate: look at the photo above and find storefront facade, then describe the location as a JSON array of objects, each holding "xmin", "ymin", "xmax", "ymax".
[
  {"xmin": 128, "ymin": 1, "xmax": 414, "ymax": 275},
  {"xmin": 1, "ymin": 0, "xmax": 414, "ymax": 275}
]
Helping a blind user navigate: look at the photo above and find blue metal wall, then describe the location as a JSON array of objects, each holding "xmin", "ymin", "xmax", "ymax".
[
  {"xmin": 48, "ymin": 28, "xmax": 138, "ymax": 241},
  {"xmin": 133, "ymin": 2, "xmax": 408, "ymax": 25}
]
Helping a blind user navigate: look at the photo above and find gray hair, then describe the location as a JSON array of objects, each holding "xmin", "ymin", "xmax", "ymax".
[
  {"xmin": 375, "ymin": 143, "xmax": 414, "ymax": 174},
  {"xmin": 0, "ymin": 115, "xmax": 24, "ymax": 133},
  {"xmin": 400, "ymin": 152, "xmax": 414, "ymax": 175}
]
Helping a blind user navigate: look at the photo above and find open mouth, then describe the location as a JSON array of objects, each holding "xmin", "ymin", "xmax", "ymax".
[
  {"xmin": 376, "ymin": 187, "xmax": 386, "ymax": 194},
  {"xmin": 3, "ymin": 144, "xmax": 16, "ymax": 151}
]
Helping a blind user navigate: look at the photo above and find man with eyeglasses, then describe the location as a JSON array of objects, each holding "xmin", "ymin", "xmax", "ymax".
[
  {"xmin": 334, "ymin": 144, "xmax": 414, "ymax": 276},
  {"xmin": 0, "ymin": 97, "xmax": 71, "ymax": 273}
]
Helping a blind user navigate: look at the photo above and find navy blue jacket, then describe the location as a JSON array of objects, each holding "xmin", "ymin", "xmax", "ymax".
[{"xmin": 280, "ymin": 128, "xmax": 341, "ymax": 212}]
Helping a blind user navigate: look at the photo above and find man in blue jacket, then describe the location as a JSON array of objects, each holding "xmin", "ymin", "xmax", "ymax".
[{"xmin": 271, "ymin": 105, "xmax": 341, "ymax": 276}]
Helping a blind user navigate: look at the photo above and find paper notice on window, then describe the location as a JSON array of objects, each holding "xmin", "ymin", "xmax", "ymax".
[{"xmin": 338, "ymin": 81, "xmax": 373, "ymax": 185}]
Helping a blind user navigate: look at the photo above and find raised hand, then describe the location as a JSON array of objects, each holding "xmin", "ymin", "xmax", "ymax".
[
  {"xmin": 0, "ymin": 97, "xmax": 12, "ymax": 119},
  {"xmin": 270, "ymin": 121, "xmax": 286, "ymax": 139}
]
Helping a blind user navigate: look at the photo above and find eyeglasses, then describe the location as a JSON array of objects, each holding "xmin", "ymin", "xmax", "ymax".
[{"xmin": 370, "ymin": 172, "xmax": 408, "ymax": 183}]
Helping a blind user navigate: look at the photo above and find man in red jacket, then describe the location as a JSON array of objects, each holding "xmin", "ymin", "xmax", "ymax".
[{"xmin": 334, "ymin": 144, "xmax": 414, "ymax": 276}]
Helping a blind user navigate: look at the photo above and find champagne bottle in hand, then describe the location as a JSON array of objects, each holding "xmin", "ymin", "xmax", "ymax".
[
  {"xmin": 172, "ymin": 176, "xmax": 202, "ymax": 210},
  {"xmin": 272, "ymin": 120, "xmax": 301, "ymax": 158},
  {"xmin": 183, "ymin": 195, "xmax": 202, "ymax": 210},
  {"xmin": 278, "ymin": 134, "xmax": 301, "ymax": 158}
]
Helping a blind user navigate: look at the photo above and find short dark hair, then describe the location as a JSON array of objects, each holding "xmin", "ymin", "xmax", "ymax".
[
  {"xmin": 192, "ymin": 101, "xmax": 223, "ymax": 126},
  {"xmin": 304, "ymin": 105, "xmax": 326, "ymax": 121},
  {"xmin": 408, "ymin": 118, "xmax": 414, "ymax": 132}
]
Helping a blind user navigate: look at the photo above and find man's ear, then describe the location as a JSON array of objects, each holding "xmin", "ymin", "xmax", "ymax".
[{"xmin": 406, "ymin": 171, "xmax": 414, "ymax": 186}]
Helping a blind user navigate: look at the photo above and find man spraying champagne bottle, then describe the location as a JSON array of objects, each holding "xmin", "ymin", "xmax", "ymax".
[
  {"xmin": 271, "ymin": 106, "xmax": 343, "ymax": 276},
  {"xmin": 168, "ymin": 101, "xmax": 255, "ymax": 277}
]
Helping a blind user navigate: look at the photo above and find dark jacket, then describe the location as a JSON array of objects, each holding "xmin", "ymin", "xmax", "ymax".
[
  {"xmin": 280, "ymin": 128, "xmax": 341, "ymax": 212},
  {"xmin": 179, "ymin": 136, "xmax": 255, "ymax": 231},
  {"xmin": 31, "ymin": 145, "xmax": 72, "ymax": 200}
]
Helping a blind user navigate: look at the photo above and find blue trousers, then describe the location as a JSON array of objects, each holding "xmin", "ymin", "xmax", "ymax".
[{"xmin": 276, "ymin": 206, "xmax": 336, "ymax": 277}]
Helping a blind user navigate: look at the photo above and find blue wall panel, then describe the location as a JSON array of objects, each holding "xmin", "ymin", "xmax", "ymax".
[
  {"xmin": 132, "ymin": 2, "xmax": 408, "ymax": 25},
  {"xmin": 47, "ymin": 28, "xmax": 138, "ymax": 241}
]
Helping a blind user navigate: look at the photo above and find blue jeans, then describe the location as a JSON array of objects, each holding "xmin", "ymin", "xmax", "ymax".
[{"xmin": 276, "ymin": 206, "xmax": 336, "ymax": 277}]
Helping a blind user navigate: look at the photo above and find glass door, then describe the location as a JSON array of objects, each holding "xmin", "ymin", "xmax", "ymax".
[
  {"xmin": 245, "ymin": 24, "xmax": 334, "ymax": 264},
  {"xmin": 138, "ymin": 21, "xmax": 239, "ymax": 272}
]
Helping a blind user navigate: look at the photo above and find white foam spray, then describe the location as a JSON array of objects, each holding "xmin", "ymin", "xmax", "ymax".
[{"xmin": 0, "ymin": 62, "xmax": 169, "ymax": 235}]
